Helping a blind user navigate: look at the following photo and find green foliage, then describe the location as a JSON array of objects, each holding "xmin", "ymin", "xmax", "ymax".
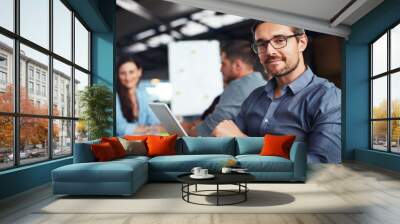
[{"xmin": 79, "ymin": 84, "xmax": 113, "ymax": 140}]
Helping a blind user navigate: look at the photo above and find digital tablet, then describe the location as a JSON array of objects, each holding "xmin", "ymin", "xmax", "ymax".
[{"xmin": 149, "ymin": 103, "xmax": 188, "ymax": 137}]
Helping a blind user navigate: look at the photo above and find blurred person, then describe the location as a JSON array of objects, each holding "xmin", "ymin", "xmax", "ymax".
[
  {"xmin": 212, "ymin": 21, "xmax": 341, "ymax": 163},
  {"xmin": 186, "ymin": 40, "xmax": 266, "ymax": 136},
  {"xmin": 116, "ymin": 56, "xmax": 161, "ymax": 136}
]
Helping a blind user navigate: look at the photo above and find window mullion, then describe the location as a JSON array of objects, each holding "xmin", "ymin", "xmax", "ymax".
[
  {"xmin": 13, "ymin": 0, "xmax": 20, "ymax": 167},
  {"xmin": 388, "ymin": 30, "xmax": 391, "ymax": 152},
  {"xmin": 71, "ymin": 11, "xmax": 76, "ymax": 155},
  {"xmin": 48, "ymin": 0, "xmax": 53, "ymax": 160}
]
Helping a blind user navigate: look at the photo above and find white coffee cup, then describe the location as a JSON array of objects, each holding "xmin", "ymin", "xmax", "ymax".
[
  {"xmin": 200, "ymin": 169, "xmax": 208, "ymax": 176},
  {"xmin": 191, "ymin": 167, "xmax": 202, "ymax": 176},
  {"xmin": 221, "ymin": 167, "xmax": 232, "ymax": 174}
]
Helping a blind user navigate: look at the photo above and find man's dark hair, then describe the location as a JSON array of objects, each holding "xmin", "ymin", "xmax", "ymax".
[
  {"xmin": 220, "ymin": 40, "xmax": 258, "ymax": 68},
  {"xmin": 251, "ymin": 21, "xmax": 305, "ymax": 40}
]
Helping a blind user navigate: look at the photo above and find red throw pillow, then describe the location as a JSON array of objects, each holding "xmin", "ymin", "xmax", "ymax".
[
  {"xmin": 101, "ymin": 137, "xmax": 126, "ymax": 158},
  {"xmin": 146, "ymin": 134, "xmax": 178, "ymax": 157},
  {"xmin": 259, "ymin": 134, "xmax": 296, "ymax": 159},
  {"xmin": 124, "ymin": 135, "xmax": 148, "ymax": 141},
  {"xmin": 91, "ymin": 142, "xmax": 118, "ymax": 161}
]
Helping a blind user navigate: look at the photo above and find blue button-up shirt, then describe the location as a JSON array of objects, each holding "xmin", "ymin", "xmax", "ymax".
[
  {"xmin": 196, "ymin": 72, "xmax": 266, "ymax": 136},
  {"xmin": 116, "ymin": 87, "xmax": 160, "ymax": 136},
  {"xmin": 235, "ymin": 68, "xmax": 341, "ymax": 163}
]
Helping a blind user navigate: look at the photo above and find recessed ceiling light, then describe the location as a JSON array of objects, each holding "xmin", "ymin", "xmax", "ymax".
[
  {"xmin": 180, "ymin": 21, "xmax": 209, "ymax": 36},
  {"xmin": 125, "ymin": 43, "xmax": 147, "ymax": 53},
  {"xmin": 147, "ymin": 34, "xmax": 174, "ymax": 48},
  {"xmin": 136, "ymin": 29, "xmax": 156, "ymax": 40},
  {"xmin": 170, "ymin": 18, "xmax": 189, "ymax": 27}
]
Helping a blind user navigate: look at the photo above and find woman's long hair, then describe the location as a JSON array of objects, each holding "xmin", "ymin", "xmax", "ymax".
[{"xmin": 117, "ymin": 56, "xmax": 142, "ymax": 122}]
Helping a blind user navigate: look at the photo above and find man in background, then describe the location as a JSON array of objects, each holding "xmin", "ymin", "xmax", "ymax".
[{"xmin": 186, "ymin": 40, "xmax": 266, "ymax": 136}]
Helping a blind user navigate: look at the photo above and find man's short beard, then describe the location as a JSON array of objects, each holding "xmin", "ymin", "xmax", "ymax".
[{"xmin": 266, "ymin": 57, "xmax": 300, "ymax": 78}]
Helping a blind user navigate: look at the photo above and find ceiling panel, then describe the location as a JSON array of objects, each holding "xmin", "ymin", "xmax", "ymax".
[{"xmin": 225, "ymin": 0, "xmax": 352, "ymax": 21}]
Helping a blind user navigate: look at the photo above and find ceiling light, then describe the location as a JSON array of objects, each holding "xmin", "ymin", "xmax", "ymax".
[
  {"xmin": 125, "ymin": 43, "xmax": 147, "ymax": 53},
  {"xmin": 170, "ymin": 18, "xmax": 189, "ymax": 27},
  {"xmin": 147, "ymin": 34, "xmax": 174, "ymax": 48},
  {"xmin": 158, "ymin": 25, "xmax": 167, "ymax": 32},
  {"xmin": 136, "ymin": 29, "xmax": 156, "ymax": 40},
  {"xmin": 191, "ymin": 10, "xmax": 215, "ymax": 20},
  {"xmin": 180, "ymin": 21, "xmax": 209, "ymax": 36}
]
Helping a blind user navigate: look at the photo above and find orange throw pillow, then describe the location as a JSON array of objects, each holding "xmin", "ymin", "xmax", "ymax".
[
  {"xmin": 146, "ymin": 134, "xmax": 178, "ymax": 157},
  {"xmin": 124, "ymin": 135, "xmax": 148, "ymax": 141},
  {"xmin": 91, "ymin": 142, "xmax": 117, "ymax": 161},
  {"xmin": 260, "ymin": 134, "xmax": 296, "ymax": 159},
  {"xmin": 101, "ymin": 137, "xmax": 126, "ymax": 158}
]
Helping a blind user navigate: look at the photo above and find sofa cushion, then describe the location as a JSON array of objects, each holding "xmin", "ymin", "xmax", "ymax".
[
  {"xmin": 178, "ymin": 137, "xmax": 235, "ymax": 155},
  {"xmin": 236, "ymin": 137, "xmax": 263, "ymax": 155},
  {"xmin": 101, "ymin": 137, "xmax": 127, "ymax": 158},
  {"xmin": 148, "ymin": 154, "xmax": 235, "ymax": 172},
  {"xmin": 147, "ymin": 135, "xmax": 178, "ymax": 157},
  {"xmin": 118, "ymin": 138, "xmax": 147, "ymax": 156},
  {"xmin": 260, "ymin": 134, "xmax": 296, "ymax": 159},
  {"xmin": 91, "ymin": 142, "xmax": 118, "ymax": 161},
  {"xmin": 236, "ymin": 155, "xmax": 293, "ymax": 172}
]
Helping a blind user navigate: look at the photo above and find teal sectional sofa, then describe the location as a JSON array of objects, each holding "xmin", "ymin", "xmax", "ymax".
[{"xmin": 52, "ymin": 137, "xmax": 307, "ymax": 196}]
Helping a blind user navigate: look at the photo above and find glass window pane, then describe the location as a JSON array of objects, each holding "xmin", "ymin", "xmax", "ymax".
[
  {"xmin": 391, "ymin": 120, "xmax": 400, "ymax": 153},
  {"xmin": 391, "ymin": 24, "xmax": 400, "ymax": 70},
  {"xmin": 20, "ymin": 44, "xmax": 49, "ymax": 115},
  {"xmin": 391, "ymin": 72, "xmax": 400, "ymax": 118},
  {"xmin": 20, "ymin": 0, "xmax": 49, "ymax": 49},
  {"xmin": 20, "ymin": 117, "xmax": 49, "ymax": 165},
  {"xmin": 53, "ymin": 59, "xmax": 72, "ymax": 117},
  {"xmin": 0, "ymin": 34, "xmax": 14, "ymax": 112},
  {"xmin": 53, "ymin": 119, "xmax": 72, "ymax": 158},
  {"xmin": 75, "ymin": 120, "xmax": 88, "ymax": 143},
  {"xmin": 0, "ymin": 116, "xmax": 13, "ymax": 170},
  {"xmin": 0, "ymin": 0, "xmax": 14, "ymax": 31},
  {"xmin": 53, "ymin": 0, "xmax": 72, "ymax": 60},
  {"xmin": 372, "ymin": 33, "xmax": 387, "ymax": 76},
  {"xmin": 372, "ymin": 121, "xmax": 388, "ymax": 151},
  {"xmin": 372, "ymin": 77, "xmax": 387, "ymax": 119},
  {"xmin": 74, "ymin": 69, "xmax": 89, "ymax": 118},
  {"xmin": 74, "ymin": 17, "xmax": 89, "ymax": 70}
]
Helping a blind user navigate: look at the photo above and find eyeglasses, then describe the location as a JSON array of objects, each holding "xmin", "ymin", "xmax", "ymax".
[{"xmin": 251, "ymin": 33, "xmax": 303, "ymax": 54}]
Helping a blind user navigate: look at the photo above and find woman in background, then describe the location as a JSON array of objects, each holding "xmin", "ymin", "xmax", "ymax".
[{"xmin": 116, "ymin": 56, "xmax": 160, "ymax": 136}]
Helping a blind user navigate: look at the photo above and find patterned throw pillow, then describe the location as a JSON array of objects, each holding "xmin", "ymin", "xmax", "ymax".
[{"xmin": 118, "ymin": 137, "xmax": 147, "ymax": 156}]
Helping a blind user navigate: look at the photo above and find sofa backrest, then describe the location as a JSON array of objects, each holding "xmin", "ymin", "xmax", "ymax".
[
  {"xmin": 177, "ymin": 137, "xmax": 236, "ymax": 155},
  {"xmin": 235, "ymin": 137, "xmax": 264, "ymax": 155},
  {"xmin": 73, "ymin": 139, "xmax": 100, "ymax": 163}
]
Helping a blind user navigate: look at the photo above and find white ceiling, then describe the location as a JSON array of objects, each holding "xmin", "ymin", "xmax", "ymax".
[{"xmin": 164, "ymin": 0, "xmax": 384, "ymax": 38}]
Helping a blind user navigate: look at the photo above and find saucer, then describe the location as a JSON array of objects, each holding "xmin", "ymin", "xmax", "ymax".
[{"xmin": 190, "ymin": 174, "xmax": 215, "ymax": 179}]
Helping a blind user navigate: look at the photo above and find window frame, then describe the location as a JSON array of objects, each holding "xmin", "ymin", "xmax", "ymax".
[
  {"xmin": 0, "ymin": 0, "xmax": 92, "ymax": 171},
  {"xmin": 370, "ymin": 20, "xmax": 400, "ymax": 154}
]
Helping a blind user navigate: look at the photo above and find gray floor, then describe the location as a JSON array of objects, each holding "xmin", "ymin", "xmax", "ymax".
[{"xmin": 1, "ymin": 162, "xmax": 400, "ymax": 224}]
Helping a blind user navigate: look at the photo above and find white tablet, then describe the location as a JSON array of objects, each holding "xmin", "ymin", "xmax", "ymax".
[{"xmin": 149, "ymin": 103, "xmax": 188, "ymax": 137}]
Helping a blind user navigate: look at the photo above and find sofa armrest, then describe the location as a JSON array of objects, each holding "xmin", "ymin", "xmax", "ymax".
[
  {"xmin": 73, "ymin": 140, "xmax": 100, "ymax": 163},
  {"xmin": 289, "ymin": 141, "xmax": 307, "ymax": 181}
]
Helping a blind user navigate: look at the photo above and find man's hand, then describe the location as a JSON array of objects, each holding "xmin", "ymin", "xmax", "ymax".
[
  {"xmin": 212, "ymin": 120, "xmax": 247, "ymax": 137},
  {"xmin": 181, "ymin": 121, "xmax": 198, "ymax": 136}
]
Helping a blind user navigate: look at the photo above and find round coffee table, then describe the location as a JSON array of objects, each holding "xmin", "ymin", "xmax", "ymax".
[{"xmin": 177, "ymin": 172, "xmax": 255, "ymax": 206}]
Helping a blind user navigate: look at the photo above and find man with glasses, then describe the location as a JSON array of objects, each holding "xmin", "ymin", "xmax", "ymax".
[{"xmin": 212, "ymin": 21, "xmax": 341, "ymax": 163}]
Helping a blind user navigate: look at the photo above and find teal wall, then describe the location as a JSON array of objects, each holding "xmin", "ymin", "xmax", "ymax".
[
  {"xmin": 344, "ymin": 0, "xmax": 400, "ymax": 171},
  {"xmin": 0, "ymin": 0, "xmax": 115, "ymax": 200}
]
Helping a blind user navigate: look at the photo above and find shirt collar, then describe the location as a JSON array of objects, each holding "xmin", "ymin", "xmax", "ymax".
[
  {"xmin": 288, "ymin": 67, "xmax": 314, "ymax": 95},
  {"xmin": 264, "ymin": 67, "xmax": 314, "ymax": 96}
]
